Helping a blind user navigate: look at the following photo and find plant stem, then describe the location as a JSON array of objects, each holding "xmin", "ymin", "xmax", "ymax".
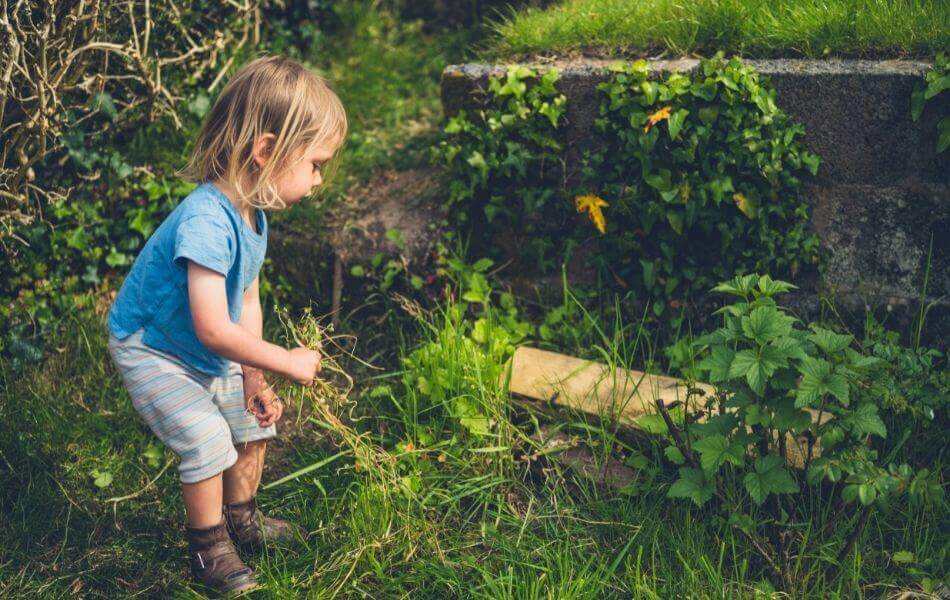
[
  {"xmin": 655, "ymin": 397, "xmax": 698, "ymax": 469},
  {"xmin": 837, "ymin": 505, "xmax": 872, "ymax": 563}
]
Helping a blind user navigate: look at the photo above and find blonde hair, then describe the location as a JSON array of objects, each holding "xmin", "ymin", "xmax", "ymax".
[{"xmin": 182, "ymin": 55, "xmax": 347, "ymax": 210}]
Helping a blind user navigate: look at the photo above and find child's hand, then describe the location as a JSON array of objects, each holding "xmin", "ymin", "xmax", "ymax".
[
  {"xmin": 285, "ymin": 346, "xmax": 321, "ymax": 384},
  {"xmin": 243, "ymin": 369, "xmax": 283, "ymax": 427}
]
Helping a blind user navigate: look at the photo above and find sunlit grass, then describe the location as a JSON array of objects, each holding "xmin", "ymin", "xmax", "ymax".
[
  {"xmin": 2, "ymin": 280, "xmax": 944, "ymax": 596},
  {"xmin": 487, "ymin": 0, "xmax": 950, "ymax": 59}
]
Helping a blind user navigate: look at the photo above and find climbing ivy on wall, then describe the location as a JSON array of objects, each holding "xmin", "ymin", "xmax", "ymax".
[
  {"xmin": 911, "ymin": 51, "xmax": 949, "ymax": 154},
  {"xmin": 438, "ymin": 54, "xmax": 821, "ymax": 325},
  {"xmin": 584, "ymin": 55, "xmax": 821, "ymax": 319},
  {"xmin": 439, "ymin": 66, "xmax": 567, "ymax": 226}
]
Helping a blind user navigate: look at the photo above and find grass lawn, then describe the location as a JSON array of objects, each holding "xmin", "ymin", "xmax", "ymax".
[
  {"xmin": 486, "ymin": 0, "xmax": 950, "ymax": 59},
  {"xmin": 1, "ymin": 293, "xmax": 945, "ymax": 597}
]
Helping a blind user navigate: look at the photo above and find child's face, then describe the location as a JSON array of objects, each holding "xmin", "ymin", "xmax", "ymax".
[{"xmin": 272, "ymin": 139, "xmax": 338, "ymax": 207}]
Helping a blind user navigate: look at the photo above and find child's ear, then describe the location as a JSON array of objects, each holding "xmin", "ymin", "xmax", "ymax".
[{"xmin": 252, "ymin": 134, "xmax": 277, "ymax": 168}]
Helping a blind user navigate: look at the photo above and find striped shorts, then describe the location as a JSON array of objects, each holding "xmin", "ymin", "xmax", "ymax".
[{"xmin": 108, "ymin": 329, "xmax": 276, "ymax": 483}]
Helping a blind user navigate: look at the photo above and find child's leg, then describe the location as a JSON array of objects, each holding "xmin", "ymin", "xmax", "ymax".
[
  {"xmin": 213, "ymin": 366, "xmax": 301, "ymax": 552},
  {"xmin": 182, "ymin": 473, "xmax": 225, "ymax": 528},
  {"xmin": 223, "ymin": 440, "xmax": 267, "ymax": 504},
  {"xmin": 108, "ymin": 332, "xmax": 258, "ymax": 593},
  {"xmin": 212, "ymin": 364, "xmax": 276, "ymax": 502}
]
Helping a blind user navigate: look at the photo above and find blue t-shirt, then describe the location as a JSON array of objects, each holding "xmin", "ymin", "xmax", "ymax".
[{"xmin": 108, "ymin": 182, "xmax": 268, "ymax": 376}]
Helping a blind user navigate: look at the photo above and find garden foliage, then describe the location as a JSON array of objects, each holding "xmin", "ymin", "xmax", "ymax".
[
  {"xmin": 438, "ymin": 55, "xmax": 821, "ymax": 325},
  {"xmin": 662, "ymin": 274, "xmax": 944, "ymax": 581},
  {"xmin": 911, "ymin": 51, "xmax": 950, "ymax": 154}
]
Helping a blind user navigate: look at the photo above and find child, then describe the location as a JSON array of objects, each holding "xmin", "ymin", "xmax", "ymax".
[{"xmin": 107, "ymin": 55, "xmax": 346, "ymax": 595}]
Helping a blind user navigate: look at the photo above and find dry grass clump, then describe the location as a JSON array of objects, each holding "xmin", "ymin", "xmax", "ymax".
[{"xmin": 268, "ymin": 309, "xmax": 398, "ymax": 489}]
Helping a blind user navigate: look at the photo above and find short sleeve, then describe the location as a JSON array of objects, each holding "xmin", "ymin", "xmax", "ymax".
[{"xmin": 173, "ymin": 212, "xmax": 235, "ymax": 275}]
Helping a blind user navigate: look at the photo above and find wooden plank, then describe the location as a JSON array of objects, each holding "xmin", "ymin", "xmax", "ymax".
[
  {"xmin": 507, "ymin": 346, "xmax": 714, "ymax": 425},
  {"xmin": 507, "ymin": 346, "xmax": 823, "ymax": 468}
]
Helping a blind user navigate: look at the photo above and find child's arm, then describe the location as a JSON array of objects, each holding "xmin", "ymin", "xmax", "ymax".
[
  {"xmin": 238, "ymin": 277, "xmax": 303, "ymax": 427},
  {"xmin": 187, "ymin": 262, "xmax": 319, "ymax": 384},
  {"xmin": 238, "ymin": 277, "xmax": 274, "ymax": 425}
]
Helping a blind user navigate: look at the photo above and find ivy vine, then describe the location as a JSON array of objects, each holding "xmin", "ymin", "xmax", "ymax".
[
  {"xmin": 584, "ymin": 55, "xmax": 821, "ymax": 319},
  {"xmin": 438, "ymin": 55, "xmax": 822, "ymax": 327}
]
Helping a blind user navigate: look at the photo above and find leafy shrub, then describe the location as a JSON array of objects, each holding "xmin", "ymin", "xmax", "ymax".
[
  {"xmin": 438, "ymin": 65, "xmax": 567, "ymax": 229},
  {"xmin": 437, "ymin": 55, "xmax": 821, "ymax": 330},
  {"xmin": 584, "ymin": 55, "xmax": 820, "ymax": 319},
  {"xmin": 662, "ymin": 273, "xmax": 943, "ymax": 584}
]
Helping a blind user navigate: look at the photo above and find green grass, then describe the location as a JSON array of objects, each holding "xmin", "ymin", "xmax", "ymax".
[
  {"xmin": 1, "ymin": 289, "xmax": 945, "ymax": 597},
  {"xmin": 278, "ymin": 4, "xmax": 472, "ymax": 230},
  {"xmin": 486, "ymin": 0, "xmax": 950, "ymax": 59}
]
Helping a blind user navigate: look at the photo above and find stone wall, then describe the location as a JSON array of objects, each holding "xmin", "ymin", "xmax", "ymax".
[{"xmin": 441, "ymin": 59, "xmax": 949, "ymax": 338}]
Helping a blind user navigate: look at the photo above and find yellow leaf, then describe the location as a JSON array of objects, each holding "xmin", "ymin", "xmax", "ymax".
[
  {"xmin": 733, "ymin": 192, "xmax": 758, "ymax": 219},
  {"xmin": 643, "ymin": 106, "xmax": 672, "ymax": 133},
  {"xmin": 574, "ymin": 194, "xmax": 609, "ymax": 234}
]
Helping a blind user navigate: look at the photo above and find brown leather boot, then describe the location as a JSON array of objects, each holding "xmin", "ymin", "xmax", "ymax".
[
  {"xmin": 186, "ymin": 521, "xmax": 259, "ymax": 596},
  {"xmin": 224, "ymin": 497, "xmax": 303, "ymax": 555}
]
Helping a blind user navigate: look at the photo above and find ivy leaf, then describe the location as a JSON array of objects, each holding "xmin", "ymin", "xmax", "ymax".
[
  {"xmin": 796, "ymin": 356, "xmax": 849, "ymax": 407},
  {"xmin": 698, "ymin": 106, "xmax": 719, "ymax": 125},
  {"xmin": 668, "ymin": 467, "xmax": 715, "ymax": 507},
  {"xmin": 497, "ymin": 68, "xmax": 528, "ymax": 97},
  {"xmin": 733, "ymin": 192, "xmax": 758, "ymax": 219},
  {"xmin": 667, "ymin": 109, "xmax": 688, "ymax": 139},
  {"xmin": 693, "ymin": 434, "xmax": 745, "ymax": 473},
  {"xmin": 743, "ymin": 455, "xmax": 798, "ymax": 505},
  {"xmin": 801, "ymin": 152, "xmax": 820, "ymax": 175},
  {"xmin": 843, "ymin": 403, "xmax": 887, "ymax": 438},
  {"xmin": 574, "ymin": 194, "xmax": 609, "ymax": 234},
  {"xmin": 666, "ymin": 211, "xmax": 684, "ymax": 235},
  {"xmin": 706, "ymin": 175, "xmax": 734, "ymax": 204}
]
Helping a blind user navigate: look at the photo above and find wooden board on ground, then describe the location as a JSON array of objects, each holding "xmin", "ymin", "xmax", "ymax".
[
  {"xmin": 507, "ymin": 346, "xmax": 714, "ymax": 425},
  {"xmin": 507, "ymin": 346, "xmax": 822, "ymax": 469}
]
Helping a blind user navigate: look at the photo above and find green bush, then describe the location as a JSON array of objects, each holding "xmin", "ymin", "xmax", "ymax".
[
  {"xmin": 438, "ymin": 65, "xmax": 567, "ymax": 229},
  {"xmin": 438, "ymin": 55, "xmax": 820, "ymax": 328},
  {"xmin": 585, "ymin": 55, "xmax": 820, "ymax": 318},
  {"xmin": 663, "ymin": 273, "xmax": 943, "ymax": 584}
]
